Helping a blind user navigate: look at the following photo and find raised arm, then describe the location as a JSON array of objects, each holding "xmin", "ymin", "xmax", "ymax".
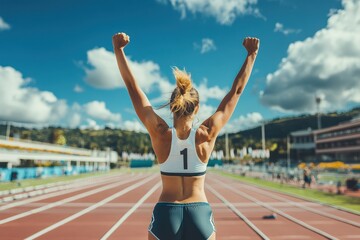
[
  {"xmin": 201, "ymin": 37, "xmax": 259, "ymax": 139},
  {"xmin": 112, "ymin": 33, "xmax": 168, "ymax": 135}
]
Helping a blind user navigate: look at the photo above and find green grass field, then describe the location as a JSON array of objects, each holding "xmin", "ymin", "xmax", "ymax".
[{"xmin": 214, "ymin": 170, "xmax": 360, "ymax": 213}]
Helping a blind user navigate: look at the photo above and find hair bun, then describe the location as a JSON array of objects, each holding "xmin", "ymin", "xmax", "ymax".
[{"xmin": 173, "ymin": 67, "xmax": 192, "ymax": 95}]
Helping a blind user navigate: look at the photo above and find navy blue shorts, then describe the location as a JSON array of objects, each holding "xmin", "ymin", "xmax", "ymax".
[{"xmin": 148, "ymin": 202, "xmax": 216, "ymax": 240}]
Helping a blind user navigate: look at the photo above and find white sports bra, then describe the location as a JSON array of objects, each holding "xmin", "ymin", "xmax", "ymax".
[{"xmin": 160, "ymin": 128, "xmax": 207, "ymax": 176}]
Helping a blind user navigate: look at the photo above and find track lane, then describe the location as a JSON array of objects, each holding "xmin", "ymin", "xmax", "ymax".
[
  {"xmin": 208, "ymin": 175, "xmax": 330, "ymax": 240},
  {"xmin": 204, "ymin": 177, "xmax": 264, "ymax": 239},
  {"xmin": 24, "ymin": 174, "xmax": 157, "ymax": 240},
  {"xmin": 31, "ymin": 176, "xmax": 160, "ymax": 240},
  {"xmin": 0, "ymin": 173, "xmax": 139, "ymax": 222},
  {"xmin": 212, "ymin": 173, "xmax": 360, "ymax": 239},
  {"xmin": 106, "ymin": 184, "xmax": 162, "ymax": 240},
  {"xmin": 0, "ymin": 174, "xmax": 127, "ymax": 213},
  {"xmin": 1, "ymin": 171, "xmax": 359, "ymax": 239},
  {"xmin": 101, "ymin": 182, "xmax": 161, "ymax": 240},
  {"xmin": 0, "ymin": 173, "xmax": 122, "ymax": 203},
  {"xmin": 0, "ymin": 173, "xmax": 151, "ymax": 239},
  {"xmin": 217, "ymin": 174, "xmax": 360, "ymax": 226}
]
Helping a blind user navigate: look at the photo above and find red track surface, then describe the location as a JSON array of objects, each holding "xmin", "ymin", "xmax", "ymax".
[{"xmin": 0, "ymin": 171, "xmax": 359, "ymax": 240}]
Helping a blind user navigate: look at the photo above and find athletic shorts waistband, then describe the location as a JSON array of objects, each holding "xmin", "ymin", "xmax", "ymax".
[{"xmin": 155, "ymin": 202, "xmax": 210, "ymax": 207}]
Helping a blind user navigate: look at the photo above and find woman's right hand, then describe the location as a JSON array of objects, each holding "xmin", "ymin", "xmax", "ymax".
[
  {"xmin": 112, "ymin": 32, "xmax": 130, "ymax": 51},
  {"xmin": 243, "ymin": 37, "xmax": 259, "ymax": 55}
]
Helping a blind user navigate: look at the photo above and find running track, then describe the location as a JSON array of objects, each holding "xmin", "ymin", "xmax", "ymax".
[{"xmin": 0, "ymin": 171, "xmax": 360, "ymax": 239}]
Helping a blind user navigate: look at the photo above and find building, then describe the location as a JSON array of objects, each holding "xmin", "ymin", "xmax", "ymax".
[
  {"xmin": 290, "ymin": 118, "xmax": 360, "ymax": 163},
  {"xmin": 290, "ymin": 128, "xmax": 316, "ymax": 163},
  {"xmin": 314, "ymin": 118, "xmax": 360, "ymax": 163},
  {"xmin": 0, "ymin": 136, "xmax": 118, "ymax": 168}
]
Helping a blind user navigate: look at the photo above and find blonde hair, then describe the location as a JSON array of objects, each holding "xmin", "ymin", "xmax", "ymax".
[{"xmin": 169, "ymin": 67, "xmax": 199, "ymax": 117}]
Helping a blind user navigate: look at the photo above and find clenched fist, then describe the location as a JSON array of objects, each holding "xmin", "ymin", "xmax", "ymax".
[
  {"xmin": 243, "ymin": 37, "xmax": 259, "ymax": 55},
  {"xmin": 112, "ymin": 32, "xmax": 130, "ymax": 50}
]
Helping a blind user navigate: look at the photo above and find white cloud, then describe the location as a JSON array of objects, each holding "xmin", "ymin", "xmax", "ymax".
[
  {"xmin": 195, "ymin": 38, "xmax": 217, "ymax": 54},
  {"xmin": 124, "ymin": 119, "xmax": 146, "ymax": 132},
  {"xmin": 196, "ymin": 103, "xmax": 216, "ymax": 125},
  {"xmin": 0, "ymin": 65, "xmax": 159, "ymax": 132},
  {"xmin": 68, "ymin": 113, "xmax": 82, "ymax": 128},
  {"xmin": 80, "ymin": 118, "xmax": 101, "ymax": 130},
  {"xmin": 224, "ymin": 112, "xmax": 263, "ymax": 133},
  {"xmin": 83, "ymin": 101, "xmax": 121, "ymax": 123},
  {"xmin": 83, "ymin": 47, "xmax": 168, "ymax": 92},
  {"xmin": 261, "ymin": 0, "xmax": 360, "ymax": 114},
  {"xmin": 274, "ymin": 22, "xmax": 301, "ymax": 35},
  {"xmin": 74, "ymin": 84, "xmax": 84, "ymax": 93},
  {"xmin": 83, "ymin": 47, "xmax": 227, "ymax": 109},
  {"xmin": 158, "ymin": 0, "xmax": 262, "ymax": 25},
  {"xmin": 0, "ymin": 66, "xmax": 67, "ymax": 124},
  {"xmin": 195, "ymin": 79, "xmax": 227, "ymax": 102},
  {"xmin": 83, "ymin": 48, "xmax": 124, "ymax": 89},
  {"xmin": 0, "ymin": 66, "xmax": 124, "ymax": 129},
  {"xmin": 0, "ymin": 17, "xmax": 11, "ymax": 31}
]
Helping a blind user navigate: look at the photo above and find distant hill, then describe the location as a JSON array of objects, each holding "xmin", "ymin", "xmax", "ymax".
[
  {"xmin": 214, "ymin": 107, "xmax": 360, "ymax": 160},
  {"xmin": 0, "ymin": 125, "xmax": 152, "ymax": 156},
  {"xmin": 1, "ymin": 106, "xmax": 360, "ymax": 160},
  {"xmin": 227, "ymin": 107, "xmax": 359, "ymax": 140}
]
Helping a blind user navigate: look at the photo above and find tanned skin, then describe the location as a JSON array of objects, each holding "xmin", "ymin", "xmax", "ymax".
[{"xmin": 112, "ymin": 33, "xmax": 259, "ymax": 240}]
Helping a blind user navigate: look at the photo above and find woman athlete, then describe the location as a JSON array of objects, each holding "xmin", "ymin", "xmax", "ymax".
[{"xmin": 112, "ymin": 32, "xmax": 259, "ymax": 240}]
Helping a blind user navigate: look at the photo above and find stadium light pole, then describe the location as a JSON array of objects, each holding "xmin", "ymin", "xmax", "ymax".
[
  {"xmin": 6, "ymin": 121, "xmax": 11, "ymax": 140},
  {"xmin": 287, "ymin": 135, "xmax": 291, "ymax": 171},
  {"xmin": 225, "ymin": 131, "xmax": 229, "ymax": 161},
  {"xmin": 261, "ymin": 121, "xmax": 266, "ymax": 151},
  {"xmin": 316, "ymin": 96, "xmax": 322, "ymax": 129}
]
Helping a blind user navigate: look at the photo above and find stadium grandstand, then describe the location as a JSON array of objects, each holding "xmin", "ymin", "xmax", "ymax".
[{"xmin": 0, "ymin": 135, "xmax": 118, "ymax": 182}]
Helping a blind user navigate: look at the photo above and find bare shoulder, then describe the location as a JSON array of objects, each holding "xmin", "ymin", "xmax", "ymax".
[
  {"xmin": 196, "ymin": 124, "xmax": 212, "ymax": 143},
  {"xmin": 150, "ymin": 125, "xmax": 172, "ymax": 163},
  {"xmin": 151, "ymin": 121, "xmax": 171, "ymax": 140},
  {"xmin": 147, "ymin": 115, "xmax": 169, "ymax": 137}
]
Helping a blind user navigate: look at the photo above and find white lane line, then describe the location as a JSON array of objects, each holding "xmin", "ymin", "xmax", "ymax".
[
  {"xmin": 0, "ymin": 174, "xmax": 125, "ymax": 212},
  {"xmin": 100, "ymin": 182, "xmax": 161, "ymax": 240},
  {"xmin": 219, "ymin": 177, "xmax": 360, "ymax": 228},
  {"xmin": 212, "ymin": 171, "xmax": 360, "ymax": 216},
  {"xmin": 21, "ymin": 201, "xmax": 316, "ymax": 208},
  {"xmin": 0, "ymin": 173, "xmax": 120, "ymax": 201},
  {"xmin": 211, "ymin": 177, "xmax": 339, "ymax": 240},
  {"xmin": 206, "ymin": 184, "xmax": 270, "ymax": 240},
  {"xmin": 24, "ymin": 174, "xmax": 157, "ymax": 240},
  {"xmin": 0, "ymin": 174, "xmax": 145, "ymax": 225}
]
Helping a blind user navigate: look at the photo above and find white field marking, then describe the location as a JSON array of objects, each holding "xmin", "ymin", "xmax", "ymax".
[
  {"xmin": 0, "ymin": 174, "xmax": 121, "ymax": 204},
  {"xmin": 10, "ymin": 202, "xmax": 148, "ymax": 208},
  {"xmin": 206, "ymin": 184, "xmax": 270, "ymax": 240},
  {"xmin": 0, "ymin": 174, "xmax": 146, "ymax": 224},
  {"xmin": 211, "ymin": 178, "xmax": 339, "ymax": 240},
  {"xmin": 0, "ymin": 174, "xmax": 126, "ymax": 211},
  {"xmin": 0, "ymin": 175, "xmax": 120, "ymax": 209},
  {"xmin": 0, "ymin": 190, "xmax": 10, "ymax": 196},
  {"xmin": 1, "ymin": 173, "xmax": 121, "ymax": 201},
  {"xmin": 24, "ymin": 174, "xmax": 157, "ymax": 240},
  {"xmin": 0, "ymin": 172, "xmax": 121, "ymax": 199},
  {"xmin": 216, "ymin": 176, "xmax": 360, "ymax": 228},
  {"xmin": 100, "ymin": 182, "xmax": 161, "ymax": 240},
  {"xmin": 21, "ymin": 202, "xmax": 312, "ymax": 208},
  {"xmin": 212, "ymin": 172, "xmax": 360, "ymax": 216}
]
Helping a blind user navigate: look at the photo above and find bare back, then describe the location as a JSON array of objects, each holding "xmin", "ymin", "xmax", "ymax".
[{"xmin": 150, "ymin": 125, "xmax": 216, "ymax": 203}]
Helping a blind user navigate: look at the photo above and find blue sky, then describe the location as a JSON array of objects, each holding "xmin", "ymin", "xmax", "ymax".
[{"xmin": 1, "ymin": 0, "xmax": 359, "ymax": 132}]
